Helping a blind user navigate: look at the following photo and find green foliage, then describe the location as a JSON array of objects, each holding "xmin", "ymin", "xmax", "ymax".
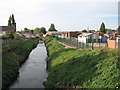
[
  {"xmin": 100, "ymin": 22, "xmax": 106, "ymax": 33},
  {"xmin": 8, "ymin": 15, "xmax": 12, "ymax": 26},
  {"xmin": 8, "ymin": 19, "xmax": 11, "ymax": 26},
  {"xmin": 40, "ymin": 27, "xmax": 46, "ymax": 34},
  {"xmin": 33, "ymin": 27, "xmax": 40, "ymax": 34},
  {"xmin": 33, "ymin": 27, "xmax": 46, "ymax": 35},
  {"xmin": 13, "ymin": 33, "xmax": 20, "ymax": 39},
  {"xmin": 117, "ymin": 26, "xmax": 120, "ymax": 34},
  {"xmin": 43, "ymin": 36, "xmax": 119, "ymax": 88},
  {"xmin": 23, "ymin": 28, "xmax": 30, "ymax": 33},
  {"xmin": 48, "ymin": 24, "xmax": 57, "ymax": 31},
  {"xmin": 11, "ymin": 14, "xmax": 16, "ymax": 27},
  {"xmin": 8, "ymin": 14, "xmax": 16, "ymax": 27},
  {"xmin": 2, "ymin": 33, "xmax": 23, "ymax": 40},
  {"xmin": 88, "ymin": 30, "xmax": 92, "ymax": 33},
  {"xmin": 30, "ymin": 29, "xmax": 34, "ymax": 34},
  {"xmin": 9, "ymin": 33, "xmax": 14, "ymax": 39},
  {"xmin": 82, "ymin": 29, "xmax": 87, "ymax": 32},
  {"xmin": 2, "ymin": 34, "xmax": 9, "ymax": 39},
  {"xmin": 2, "ymin": 38, "xmax": 38, "ymax": 89}
]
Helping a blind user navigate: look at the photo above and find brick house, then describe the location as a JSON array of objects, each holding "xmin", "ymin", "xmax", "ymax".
[
  {"xmin": 60, "ymin": 32, "xmax": 66, "ymax": 38},
  {"xmin": 66, "ymin": 32, "xmax": 80, "ymax": 38},
  {"xmin": 60, "ymin": 31, "xmax": 80, "ymax": 38},
  {"xmin": 0, "ymin": 26, "xmax": 16, "ymax": 36},
  {"xmin": 96, "ymin": 32, "xmax": 104, "ymax": 37},
  {"xmin": 46, "ymin": 31, "xmax": 58, "ymax": 36}
]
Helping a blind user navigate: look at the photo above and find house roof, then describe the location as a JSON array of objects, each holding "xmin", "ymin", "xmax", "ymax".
[
  {"xmin": 0, "ymin": 26, "xmax": 16, "ymax": 32},
  {"xmin": 78, "ymin": 33, "xmax": 92, "ymax": 37}
]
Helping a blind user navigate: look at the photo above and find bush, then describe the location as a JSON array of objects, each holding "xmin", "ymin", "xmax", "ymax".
[
  {"xmin": 9, "ymin": 33, "xmax": 14, "ymax": 39},
  {"xmin": 2, "ymin": 34, "xmax": 9, "ymax": 39},
  {"xmin": 2, "ymin": 38, "xmax": 39, "ymax": 89},
  {"xmin": 43, "ymin": 36, "xmax": 119, "ymax": 88},
  {"xmin": 13, "ymin": 33, "xmax": 20, "ymax": 39}
]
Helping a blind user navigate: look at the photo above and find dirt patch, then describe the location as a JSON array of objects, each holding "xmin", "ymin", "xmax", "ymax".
[{"xmin": 58, "ymin": 41, "xmax": 77, "ymax": 49}]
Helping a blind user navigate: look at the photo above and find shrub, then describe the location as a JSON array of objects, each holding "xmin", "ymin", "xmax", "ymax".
[
  {"xmin": 43, "ymin": 36, "xmax": 119, "ymax": 88},
  {"xmin": 2, "ymin": 38, "xmax": 38, "ymax": 89}
]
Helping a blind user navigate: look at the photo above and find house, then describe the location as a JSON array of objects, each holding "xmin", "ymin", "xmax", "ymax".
[
  {"xmin": 96, "ymin": 32, "xmax": 104, "ymax": 37},
  {"xmin": 66, "ymin": 32, "xmax": 80, "ymax": 38},
  {"xmin": 113, "ymin": 32, "xmax": 118, "ymax": 38},
  {"xmin": 78, "ymin": 33, "xmax": 102, "ymax": 43},
  {"xmin": 78, "ymin": 33, "xmax": 92, "ymax": 43},
  {"xmin": 59, "ymin": 31, "xmax": 80, "ymax": 38},
  {"xmin": 107, "ymin": 29, "xmax": 116, "ymax": 35},
  {"xmin": 35, "ymin": 34, "xmax": 39, "ymax": 38},
  {"xmin": 46, "ymin": 31, "xmax": 58, "ymax": 36},
  {"xmin": 60, "ymin": 32, "xmax": 66, "ymax": 38},
  {"xmin": 23, "ymin": 33, "xmax": 32, "ymax": 38},
  {"xmin": 0, "ymin": 26, "xmax": 16, "ymax": 36},
  {"xmin": 16, "ymin": 31, "xmax": 23, "ymax": 36}
]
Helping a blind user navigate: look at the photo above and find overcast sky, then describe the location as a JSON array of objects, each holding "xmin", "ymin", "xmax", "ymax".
[{"xmin": 0, "ymin": 0, "xmax": 119, "ymax": 31}]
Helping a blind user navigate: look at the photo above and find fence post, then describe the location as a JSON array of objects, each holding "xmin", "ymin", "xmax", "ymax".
[
  {"xmin": 92, "ymin": 34, "xmax": 94, "ymax": 50},
  {"xmin": 70, "ymin": 38, "xmax": 71, "ymax": 45},
  {"xmin": 77, "ymin": 39, "xmax": 78, "ymax": 49}
]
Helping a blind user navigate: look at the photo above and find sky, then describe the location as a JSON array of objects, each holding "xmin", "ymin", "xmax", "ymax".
[{"xmin": 0, "ymin": 0, "xmax": 119, "ymax": 31}]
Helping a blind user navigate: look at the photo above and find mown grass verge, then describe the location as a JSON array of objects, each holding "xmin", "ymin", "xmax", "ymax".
[
  {"xmin": 2, "ymin": 38, "xmax": 39, "ymax": 89},
  {"xmin": 43, "ymin": 36, "xmax": 119, "ymax": 88}
]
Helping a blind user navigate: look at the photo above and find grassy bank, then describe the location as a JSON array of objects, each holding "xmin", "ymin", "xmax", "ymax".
[
  {"xmin": 2, "ymin": 38, "xmax": 38, "ymax": 89},
  {"xmin": 43, "ymin": 36, "xmax": 119, "ymax": 88}
]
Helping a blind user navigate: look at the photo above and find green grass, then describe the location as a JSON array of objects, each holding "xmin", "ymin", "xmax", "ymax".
[
  {"xmin": 43, "ymin": 36, "xmax": 119, "ymax": 88},
  {"xmin": 2, "ymin": 38, "xmax": 38, "ymax": 89}
]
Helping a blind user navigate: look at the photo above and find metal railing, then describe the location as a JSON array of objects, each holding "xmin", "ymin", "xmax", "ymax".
[{"xmin": 54, "ymin": 36, "xmax": 107, "ymax": 49}]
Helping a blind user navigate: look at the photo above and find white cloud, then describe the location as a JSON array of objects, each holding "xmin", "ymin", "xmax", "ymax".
[{"xmin": 0, "ymin": 0, "xmax": 118, "ymax": 31}]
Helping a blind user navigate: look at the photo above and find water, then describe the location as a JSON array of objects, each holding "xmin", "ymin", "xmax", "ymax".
[{"xmin": 10, "ymin": 41, "xmax": 48, "ymax": 88}]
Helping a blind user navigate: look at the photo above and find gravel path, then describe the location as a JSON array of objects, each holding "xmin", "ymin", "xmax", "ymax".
[{"xmin": 58, "ymin": 41, "xmax": 77, "ymax": 49}]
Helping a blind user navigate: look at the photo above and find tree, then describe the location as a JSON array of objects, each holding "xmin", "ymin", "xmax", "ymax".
[
  {"xmin": 8, "ymin": 15, "xmax": 12, "ymax": 26},
  {"xmin": 23, "ymin": 28, "xmax": 30, "ymax": 33},
  {"xmin": 14, "ymin": 33, "xmax": 20, "ymax": 39},
  {"xmin": 117, "ymin": 26, "xmax": 120, "ymax": 34},
  {"xmin": 30, "ymin": 29, "xmax": 34, "ymax": 34},
  {"xmin": 8, "ymin": 14, "xmax": 16, "ymax": 27},
  {"xmin": 33, "ymin": 27, "xmax": 40, "ymax": 34},
  {"xmin": 33, "ymin": 27, "xmax": 46, "ymax": 35},
  {"xmin": 100, "ymin": 22, "xmax": 106, "ymax": 33},
  {"xmin": 11, "ymin": 14, "xmax": 16, "ymax": 27},
  {"xmin": 82, "ymin": 29, "xmax": 87, "ymax": 32},
  {"xmin": 88, "ymin": 30, "xmax": 92, "ymax": 33},
  {"xmin": 40, "ymin": 27, "xmax": 46, "ymax": 34},
  {"xmin": 48, "ymin": 24, "xmax": 57, "ymax": 31}
]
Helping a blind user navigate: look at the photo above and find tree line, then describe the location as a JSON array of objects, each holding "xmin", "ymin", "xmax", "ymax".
[
  {"xmin": 21, "ymin": 23, "xmax": 57, "ymax": 35},
  {"xmin": 81, "ymin": 22, "xmax": 110, "ymax": 34}
]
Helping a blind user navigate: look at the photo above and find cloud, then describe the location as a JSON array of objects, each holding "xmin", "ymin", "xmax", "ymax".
[{"xmin": 0, "ymin": 0, "xmax": 118, "ymax": 31}]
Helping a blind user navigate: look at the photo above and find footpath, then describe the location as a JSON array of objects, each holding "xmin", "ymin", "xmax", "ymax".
[{"xmin": 58, "ymin": 41, "xmax": 77, "ymax": 49}]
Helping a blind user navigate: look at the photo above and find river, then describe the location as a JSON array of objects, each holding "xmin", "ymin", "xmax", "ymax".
[{"xmin": 10, "ymin": 41, "xmax": 48, "ymax": 88}]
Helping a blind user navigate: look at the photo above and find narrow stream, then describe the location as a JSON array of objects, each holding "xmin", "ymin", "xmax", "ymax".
[{"xmin": 10, "ymin": 41, "xmax": 48, "ymax": 88}]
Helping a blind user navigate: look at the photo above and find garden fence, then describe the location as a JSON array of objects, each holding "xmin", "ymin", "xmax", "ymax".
[{"xmin": 54, "ymin": 36, "xmax": 107, "ymax": 49}]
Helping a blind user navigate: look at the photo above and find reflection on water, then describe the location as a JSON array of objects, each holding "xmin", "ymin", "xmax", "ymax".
[{"xmin": 10, "ymin": 41, "xmax": 48, "ymax": 88}]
